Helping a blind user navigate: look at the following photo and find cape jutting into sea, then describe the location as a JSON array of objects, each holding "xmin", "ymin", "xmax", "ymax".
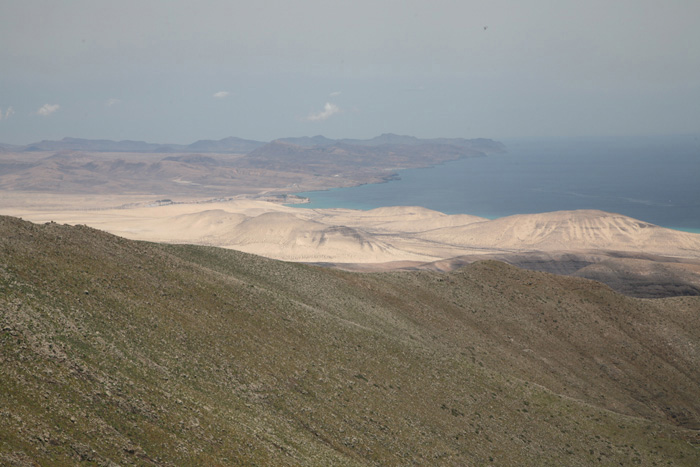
[{"xmin": 291, "ymin": 135, "xmax": 700, "ymax": 233}]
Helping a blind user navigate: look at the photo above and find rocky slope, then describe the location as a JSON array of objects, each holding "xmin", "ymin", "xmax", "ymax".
[{"xmin": 1, "ymin": 216, "xmax": 699, "ymax": 465}]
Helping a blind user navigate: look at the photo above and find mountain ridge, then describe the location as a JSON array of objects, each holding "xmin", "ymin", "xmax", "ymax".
[
  {"xmin": 0, "ymin": 135, "xmax": 506, "ymax": 196},
  {"xmin": 7, "ymin": 133, "xmax": 506, "ymax": 155},
  {"xmin": 19, "ymin": 136, "xmax": 267, "ymax": 154},
  {"xmin": 1, "ymin": 215, "xmax": 699, "ymax": 464}
]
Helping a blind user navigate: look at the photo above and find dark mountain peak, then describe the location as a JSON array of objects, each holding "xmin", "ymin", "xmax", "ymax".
[
  {"xmin": 266, "ymin": 140, "xmax": 302, "ymax": 148},
  {"xmin": 247, "ymin": 140, "xmax": 308, "ymax": 159},
  {"xmin": 373, "ymin": 133, "xmax": 420, "ymax": 144},
  {"xmin": 16, "ymin": 136, "xmax": 266, "ymax": 154},
  {"xmin": 275, "ymin": 135, "xmax": 337, "ymax": 147},
  {"xmin": 186, "ymin": 136, "xmax": 266, "ymax": 153}
]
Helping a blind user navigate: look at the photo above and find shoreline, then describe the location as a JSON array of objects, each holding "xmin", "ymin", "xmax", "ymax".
[
  {"xmin": 290, "ymin": 194, "xmax": 700, "ymax": 234},
  {"xmin": 283, "ymin": 142, "xmax": 700, "ymax": 233}
]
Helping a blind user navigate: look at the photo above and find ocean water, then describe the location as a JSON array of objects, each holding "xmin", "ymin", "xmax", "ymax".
[{"xmin": 291, "ymin": 136, "xmax": 700, "ymax": 232}]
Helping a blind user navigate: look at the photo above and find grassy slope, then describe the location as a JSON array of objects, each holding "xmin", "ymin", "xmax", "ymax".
[{"xmin": 1, "ymin": 215, "xmax": 699, "ymax": 465}]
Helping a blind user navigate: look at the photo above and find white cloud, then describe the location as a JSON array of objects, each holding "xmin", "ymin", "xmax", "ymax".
[
  {"xmin": 106, "ymin": 98, "xmax": 121, "ymax": 107},
  {"xmin": 307, "ymin": 102, "xmax": 340, "ymax": 122},
  {"xmin": 0, "ymin": 106, "xmax": 14, "ymax": 120},
  {"xmin": 213, "ymin": 91, "xmax": 230, "ymax": 99},
  {"xmin": 37, "ymin": 104, "xmax": 60, "ymax": 116},
  {"xmin": 329, "ymin": 91, "xmax": 342, "ymax": 97}
]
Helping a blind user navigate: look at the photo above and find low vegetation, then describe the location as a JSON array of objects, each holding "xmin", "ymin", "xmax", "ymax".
[{"xmin": 1, "ymin": 216, "xmax": 699, "ymax": 465}]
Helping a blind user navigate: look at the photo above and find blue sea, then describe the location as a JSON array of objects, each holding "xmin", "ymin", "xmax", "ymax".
[{"xmin": 291, "ymin": 136, "xmax": 700, "ymax": 233}]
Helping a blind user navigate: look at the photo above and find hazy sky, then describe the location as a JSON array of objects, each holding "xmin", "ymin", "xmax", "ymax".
[{"xmin": 1, "ymin": 0, "xmax": 699, "ymax": 144}]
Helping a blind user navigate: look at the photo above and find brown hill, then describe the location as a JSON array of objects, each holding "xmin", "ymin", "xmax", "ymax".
[
  {"xmin": 414, "ymin": 250, "xmax": 700, "ymax": 298},
  {"xmin": 243, "ymin": 140, "xmax": 490, "ymax": 176},
  {"xmin": 1, "ymin": 215, "xmax": 699, "ymax": 465},
  {"xmin": 0, "ymin": 135, "xmax": 505, "ymax": 196}
]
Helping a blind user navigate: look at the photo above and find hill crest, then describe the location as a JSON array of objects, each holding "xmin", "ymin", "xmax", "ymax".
[{"xmin": 1, "ymin": 215, "xmax": 699, "ymax": 464}]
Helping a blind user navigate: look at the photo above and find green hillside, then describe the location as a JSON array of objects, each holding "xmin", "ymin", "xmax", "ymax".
[{"xmin": 1, "ymin": 215, "xmax": 699, "ymax": 465}]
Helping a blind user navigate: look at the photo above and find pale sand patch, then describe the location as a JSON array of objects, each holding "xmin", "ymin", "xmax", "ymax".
[
  {"xmin": 304, "ymin": 205, "xmax": 488, "ymax": 233},
  {"xmin": 415, "ymin": 210, "xmax": 700, "ymax": 259},
  {"xmin": 2, "ymin": 196, "xmax": 699, "ymax": 264}
]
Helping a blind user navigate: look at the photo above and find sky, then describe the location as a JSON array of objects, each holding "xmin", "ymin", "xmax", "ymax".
[{"xmin": 1, "ymin": 0, "xmax": 699, "ymax": 144}]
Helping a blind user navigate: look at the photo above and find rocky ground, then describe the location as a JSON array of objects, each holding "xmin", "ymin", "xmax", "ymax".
[{"xmin": 1, "ymin": 216, "xmax": 699, "ymax": 465}]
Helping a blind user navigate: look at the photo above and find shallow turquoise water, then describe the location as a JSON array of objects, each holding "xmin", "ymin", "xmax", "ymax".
[{"xmin": 290, "ymin": 136, "xmax": 700, "ymax": 232}]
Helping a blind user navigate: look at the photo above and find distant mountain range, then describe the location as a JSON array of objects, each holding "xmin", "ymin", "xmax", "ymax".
[
  {"xmin": 6, "ymin": 134, "xmax": 506, "ymax": 155},
  {"xmin": 0, "ymin": 134, "xmax": 507, "ymax": 197},
  {"xmin": 275, "ymin": 133, "xmax": 501, "ymax": 149},
  {"xmin": 16, "ymin": 136, "xmax": 267, "ymax": 154}
]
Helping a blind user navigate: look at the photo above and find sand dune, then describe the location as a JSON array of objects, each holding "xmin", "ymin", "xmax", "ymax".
[
  {"xmin": 3, "ymin": 199, "xmax": 700, "ymax": 265},
  {"xmin": 143, "ymin": 210, "xmax": 248, "ymax": 243},
  {"xmin": 310, "ymin": 205, "xmax": 488, "ymax": 233},
  {"xmin": 415, "ymin": 210, "xmax": 700, "ymax": 258},
  {"xmin": 216, "ymin": 211, "xmax": 433, "ymax": 262}
]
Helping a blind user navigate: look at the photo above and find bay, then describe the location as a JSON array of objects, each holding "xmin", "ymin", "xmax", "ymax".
[{"xmin": 291, "ymin": 136, "xmax": 700, "ymax": 232}]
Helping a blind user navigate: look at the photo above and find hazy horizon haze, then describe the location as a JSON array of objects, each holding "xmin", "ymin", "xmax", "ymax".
[{"xmin": 1, "ymin": 0, "xmax": 699, "ymax": 144}]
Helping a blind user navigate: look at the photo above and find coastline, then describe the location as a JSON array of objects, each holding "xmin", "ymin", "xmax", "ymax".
[
  {"xmin": 289, "ymin": 187, "xmax": 700, "ymax": 234},
  {"xmin": 286, "ymin": 138, "xmax": 700, "ymax": 232}
]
